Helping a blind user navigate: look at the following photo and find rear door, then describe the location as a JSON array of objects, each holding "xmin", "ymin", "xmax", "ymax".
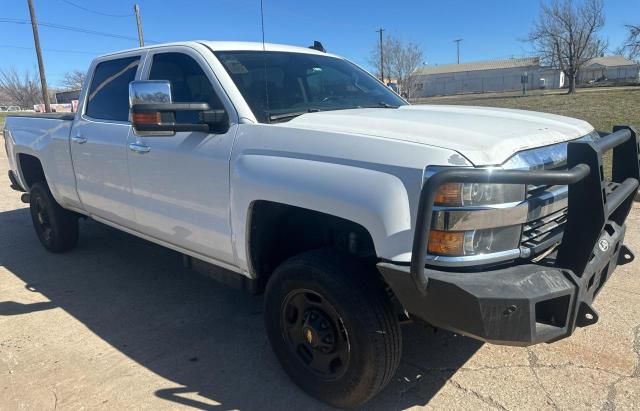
[
  {"xmin": 71, "ymin": 53, "xmax": 143, "ymax": 227},
  {"xmin": 126, "ymin": 46, "xmax": 238, "ymax": 264}
]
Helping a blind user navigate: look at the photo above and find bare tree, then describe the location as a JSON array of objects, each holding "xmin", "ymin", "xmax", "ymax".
[
  {"xmin": 61, "ymin": 70, "xmax": 86, "ymax": 91},
  {"xmin": 369, "ymin": 36, "xmax": 395, "ymax": 84},
  {"xmin": 0, "ymin": 67, "xmax": 42, "ymax": 109},
  {"xmin": 369, "ymin": 35, "xmax": 424, "ymax": 98},
  {"xmin": 528, "ymin": 0, "xmax": 607, "ymax": 94},
  {"xmin": 620, "ymin": 24, "xmax": 640, "ymax": 60},
  {"xmin": 391, "ymin": 42, "xmax": 424, "ymax": 99}
]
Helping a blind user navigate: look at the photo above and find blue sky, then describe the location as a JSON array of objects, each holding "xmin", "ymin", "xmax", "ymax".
[{"xmin": 1, "ymin": 0, "xmax": 636, "ymax": 87}]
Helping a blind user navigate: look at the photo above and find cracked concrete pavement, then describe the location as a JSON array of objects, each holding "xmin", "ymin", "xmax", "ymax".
[{"xmin": 1, "ymin": 144, "xmax": 639, "ymax": 410}]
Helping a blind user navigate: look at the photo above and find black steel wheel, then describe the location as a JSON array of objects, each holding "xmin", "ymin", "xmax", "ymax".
[
  {"xmin": 265, "ymin": 249, "xmax": 401, "ymax": 409},
  {"xmin": 281, "ymin": 289, "xmax": 351, "ymax": 380},
  {"xmin": 29, "ymin": 182, "xmax": 79, "ymax": 253}
]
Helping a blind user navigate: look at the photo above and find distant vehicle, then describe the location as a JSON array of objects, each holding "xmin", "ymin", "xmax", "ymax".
[
  {"xmin": 0, "ymin": 105, "xmax": 21, "ymax": 112},
  {"xmin": 3, "ymin": 41, "xmax": 639, "ymax": 408},
  {"xmin": 588, "ymin": 75, "xmax": 608, "ymax": 84}
]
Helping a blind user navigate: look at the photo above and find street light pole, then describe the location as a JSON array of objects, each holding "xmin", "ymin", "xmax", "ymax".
[
  {"xmin": 454, "ymin": 39, "xmax": 463, "ymax": 64},
  {"xmin": 376, "ymin": 28, "xmax": 385, "ymax": 84},
  {"xmin": 134, "ymin": 4, "xmax": 144, "ymax": 47},
  {"xmin": 26, "ymin": 0, "xmax": 51, "ymax": 112}
]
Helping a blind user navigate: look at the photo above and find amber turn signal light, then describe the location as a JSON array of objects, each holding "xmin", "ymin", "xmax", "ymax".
[
  {"xmin": 427, "ymin": 230, "xmax": 465, "ymax": 256},
  {"xmin": 434, "ymin": 183, "xmax": 462, "ymax": 206},
  {"xmin": 132, "ymin": 112, "xmax": 161, "ymax": 125}
]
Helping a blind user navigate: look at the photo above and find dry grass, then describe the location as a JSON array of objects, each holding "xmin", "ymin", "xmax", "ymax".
[{"xmin": 412, "ymin": 87, "xmax": 640, "ymax": 133}]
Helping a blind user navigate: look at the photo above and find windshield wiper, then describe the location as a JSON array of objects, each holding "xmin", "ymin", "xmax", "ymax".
[
  {"xmin": 267, "ymin": 108, "xmax": 321, "ymax": 123},
  {"xmin": 375, "ymin": 101, "xmax": 400, "ymax": 108},
  {"xmin": 358, "ymin": 102, "xmax": 400, "ymax": 109}
]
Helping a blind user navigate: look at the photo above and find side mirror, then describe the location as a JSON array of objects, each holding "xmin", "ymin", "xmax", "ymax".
[{"xmin": 128, "ymin": 80, "xmax": 228, "ymax": 135}]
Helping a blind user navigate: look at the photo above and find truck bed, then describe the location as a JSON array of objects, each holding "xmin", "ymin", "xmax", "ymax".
[{"xmin": 4, "ymin": 113, "xmax": 78, "ymax": 205}]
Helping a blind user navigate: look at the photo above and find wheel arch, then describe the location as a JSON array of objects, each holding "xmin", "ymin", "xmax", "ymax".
[
  {"xmin": 246, "ymin": 200, "xmax": 380, "ymax": 290},
  {"xmin": 17, "ymin": 153, "xmax": 47, "ymax": 189},
  {"xmin": 231, "ymin": 153, "xmax": 418, "ymax": 278}
]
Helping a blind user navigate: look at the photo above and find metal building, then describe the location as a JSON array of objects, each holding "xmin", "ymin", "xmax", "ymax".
[
  {"xmin": 410, "ymin": 57, "xmax": 563, "ymax": 98},
  {"xmin": 578, "ymin": 56, "xmax": 640, "ymax": 84}
]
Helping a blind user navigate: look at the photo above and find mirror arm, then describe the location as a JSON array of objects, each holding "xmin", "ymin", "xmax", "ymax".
[{"xmin": 199, "ymin": 109, "xmax": 227, "ymax": 124}]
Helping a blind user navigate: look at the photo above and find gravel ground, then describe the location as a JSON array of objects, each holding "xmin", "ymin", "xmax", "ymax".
[{"xmin": 1, "ymin": 145, "xmax": 639, "ymax": 410}]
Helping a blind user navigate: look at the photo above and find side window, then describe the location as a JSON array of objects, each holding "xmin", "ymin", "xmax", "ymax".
[
  {"xmin": 149, "ymin": 52, "xmax": 224, "ymax": 124},
  {"xmin": 86, "ymin": 56, "xmax": 140, "ymax": 121}
]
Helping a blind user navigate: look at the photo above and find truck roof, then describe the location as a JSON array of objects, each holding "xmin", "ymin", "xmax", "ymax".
[{"xmin": 98, "ymin": 40, "xmax": 340, "ymax": 60}]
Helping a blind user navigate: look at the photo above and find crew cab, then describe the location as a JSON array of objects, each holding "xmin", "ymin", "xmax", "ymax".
[{"xmin": 3, "ymin": 41, "xmax": 639, "ymax": 408}]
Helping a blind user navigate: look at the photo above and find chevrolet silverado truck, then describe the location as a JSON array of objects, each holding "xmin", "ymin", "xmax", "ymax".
[{"xmin": 3, "ymin": 41, "xmax": 639, "ymax": 408}]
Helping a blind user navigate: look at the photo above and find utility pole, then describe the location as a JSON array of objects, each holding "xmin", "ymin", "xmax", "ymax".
[
  {"xmin": 134, "ymin": 4, "xmax": 144, "ymax": 47},
  {"xmin": 376, "ymin": 28, "xmax": 385, "ymax": 84},
  {"xmin": 454, "ymin": 39, "xmax": 462, "ymax": 64},
  {"xmin": 27, "ymin": 0, "xmax": 50, "ymax": 112}
]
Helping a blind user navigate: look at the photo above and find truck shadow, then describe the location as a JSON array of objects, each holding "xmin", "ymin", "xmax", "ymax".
[{"xmin": 0, "ymin": 207, "xmax": 482, "ymax": 410}]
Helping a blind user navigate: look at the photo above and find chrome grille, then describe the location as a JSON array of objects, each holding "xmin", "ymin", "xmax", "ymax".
[
  {"xmin": 520, "ymin": 172, "xmax": 568, "ymax": 253},
  {"xmin": 521, "ymin": 208, "xmax": 567, "ymax": 247}
]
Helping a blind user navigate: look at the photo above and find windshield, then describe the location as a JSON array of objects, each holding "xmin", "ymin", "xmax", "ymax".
[{"xmin": 213, "ymin": 50, "xmax": 406, "ymax": 123}]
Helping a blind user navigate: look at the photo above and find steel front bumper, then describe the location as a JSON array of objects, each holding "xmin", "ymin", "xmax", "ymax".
[
  {"xmin": 379, "ymin": 126, "xmax": 639, "ymax": 346},
  {"xmin": 379, "ymin": 222, "xmax": 633, "ymax": 345}
]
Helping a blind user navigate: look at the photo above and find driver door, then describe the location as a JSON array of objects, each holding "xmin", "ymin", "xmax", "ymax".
[{"xmin": 126, "ymin": 47, "xmax": 237, "ymax": 264}]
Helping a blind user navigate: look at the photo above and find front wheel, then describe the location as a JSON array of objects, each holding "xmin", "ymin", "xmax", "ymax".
[{"xmin": 264, "ymin": 249, "xmax": 401, "ymax": 408}]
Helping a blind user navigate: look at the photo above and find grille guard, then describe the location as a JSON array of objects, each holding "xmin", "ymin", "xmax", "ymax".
[{"xmin": 411, "ymin": 126, "xmax": 640, "ymax": 294}]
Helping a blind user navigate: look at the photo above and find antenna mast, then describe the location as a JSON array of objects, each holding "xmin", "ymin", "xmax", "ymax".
[{"xmin": 260, "ymin": 0, "xmax": 269, "ymax": 113}]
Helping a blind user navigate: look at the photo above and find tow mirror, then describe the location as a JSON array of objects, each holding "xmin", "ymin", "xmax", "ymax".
[{"xmin": 128, "ymin": 80, "xmax": 228, "ymax": 135}]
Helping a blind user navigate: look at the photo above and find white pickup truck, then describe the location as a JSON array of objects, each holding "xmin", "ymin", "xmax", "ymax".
[{"xmin": 4, "ymin": 41, "xmax": 639, "ymax": 408}]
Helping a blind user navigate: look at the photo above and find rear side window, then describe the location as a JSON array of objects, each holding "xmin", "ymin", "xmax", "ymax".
[{"xmin": 86, "ymin": 56, "xmax": 140, "ymax": 122}]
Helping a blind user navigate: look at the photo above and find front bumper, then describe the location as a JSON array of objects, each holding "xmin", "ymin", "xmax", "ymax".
[{"xmin": 380, "ymin": 126, "xmax": 639, "ymax": 346}]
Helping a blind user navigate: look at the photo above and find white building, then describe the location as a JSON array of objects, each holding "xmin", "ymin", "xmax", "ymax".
[
  {"xmin": 579, "ymin": 56, "xmax": 640, "ymax": 84},
  {"xmin": 411, "ymin": 57, "xmax": 563, "ymax": 98}
]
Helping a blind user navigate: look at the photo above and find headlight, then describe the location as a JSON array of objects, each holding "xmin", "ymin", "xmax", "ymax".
[
  {"xmin": 429, "ymin": 182, "xmax": 525, "ymax": 257},
  {"xmin": 425, "ymin": 132, "xmax": 597, "ymax": 266},
  {"xmin": 428, "ymin": 175, "xmax": 526, "ymax": 260},
  {"xmin": 428, "ymin": 226, "xmax": 521, "ymax": 256},
  {"xmin": 434, "ymin": 183, "xmax": 525, "ymax": 206}
]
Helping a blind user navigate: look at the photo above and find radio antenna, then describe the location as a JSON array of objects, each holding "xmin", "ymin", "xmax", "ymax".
[{"xmin": 260, "ymin": 0, "xmax": 270, "ymax": 115}]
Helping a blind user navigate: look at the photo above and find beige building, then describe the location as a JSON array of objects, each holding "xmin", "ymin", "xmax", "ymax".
[
  {"xmin": 410, "ymin": 57, "xmax": 563, "ymax": 98},
  {"xmin": 410, "ymin": 55, "xmax": 639, "ymax": 98},
  {"xmin": 578, "ymin": 56, "xmax": 640, "ymax": 84}
]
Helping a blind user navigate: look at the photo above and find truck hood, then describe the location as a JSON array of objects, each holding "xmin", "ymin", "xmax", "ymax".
[{"xmin": 281, "ymin": 105, "xmax": 595, "ymax": 165}]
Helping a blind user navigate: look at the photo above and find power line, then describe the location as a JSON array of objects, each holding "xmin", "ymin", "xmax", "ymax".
[
  {"xmin": 60, "ymin": 0, "xmax": 133, "ymax": 18},
  {"xmin": 0, "ymin": 44, "xmax": 104, "ymax": 55},
  {"xmin": 0, "ymin": 18, "xmax": 160, "ymax": 43}
]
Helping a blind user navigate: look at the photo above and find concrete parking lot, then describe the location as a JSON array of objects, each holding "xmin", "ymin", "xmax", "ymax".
[{"xmin": 1, "ymin": 146, "xmax": 639, "ymax": 410}]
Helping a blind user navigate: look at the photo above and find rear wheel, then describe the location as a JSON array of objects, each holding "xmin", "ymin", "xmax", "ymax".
[
  {"xmin": 29, "ymin": 182, "xmax": 79, "ymax": 253},
  {"xmin": 264, "ymin": 249, "xmax": 401, "ymax": 408}
]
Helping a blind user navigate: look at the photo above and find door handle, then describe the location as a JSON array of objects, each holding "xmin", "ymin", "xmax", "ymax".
[
  {"xmin": 129, "ymin": 142, "xmax": 151, "ymax": 154},
  {"xmin": 72, "ymin": 135, "xmax": 87, "ymax": 144}
]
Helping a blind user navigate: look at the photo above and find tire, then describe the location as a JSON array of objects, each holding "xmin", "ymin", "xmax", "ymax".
[
  {"xmin": 264, "ymin": 249, "xmax": 401, "ymax": 408},
  {"xmin": 29, "ymin": 182, "xmax": 79, "ymax": 253}
]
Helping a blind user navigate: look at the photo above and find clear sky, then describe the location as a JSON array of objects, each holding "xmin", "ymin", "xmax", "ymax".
[{"xmin": 1, "ymin": 0, "xmax": 637, "ymax": 86}]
